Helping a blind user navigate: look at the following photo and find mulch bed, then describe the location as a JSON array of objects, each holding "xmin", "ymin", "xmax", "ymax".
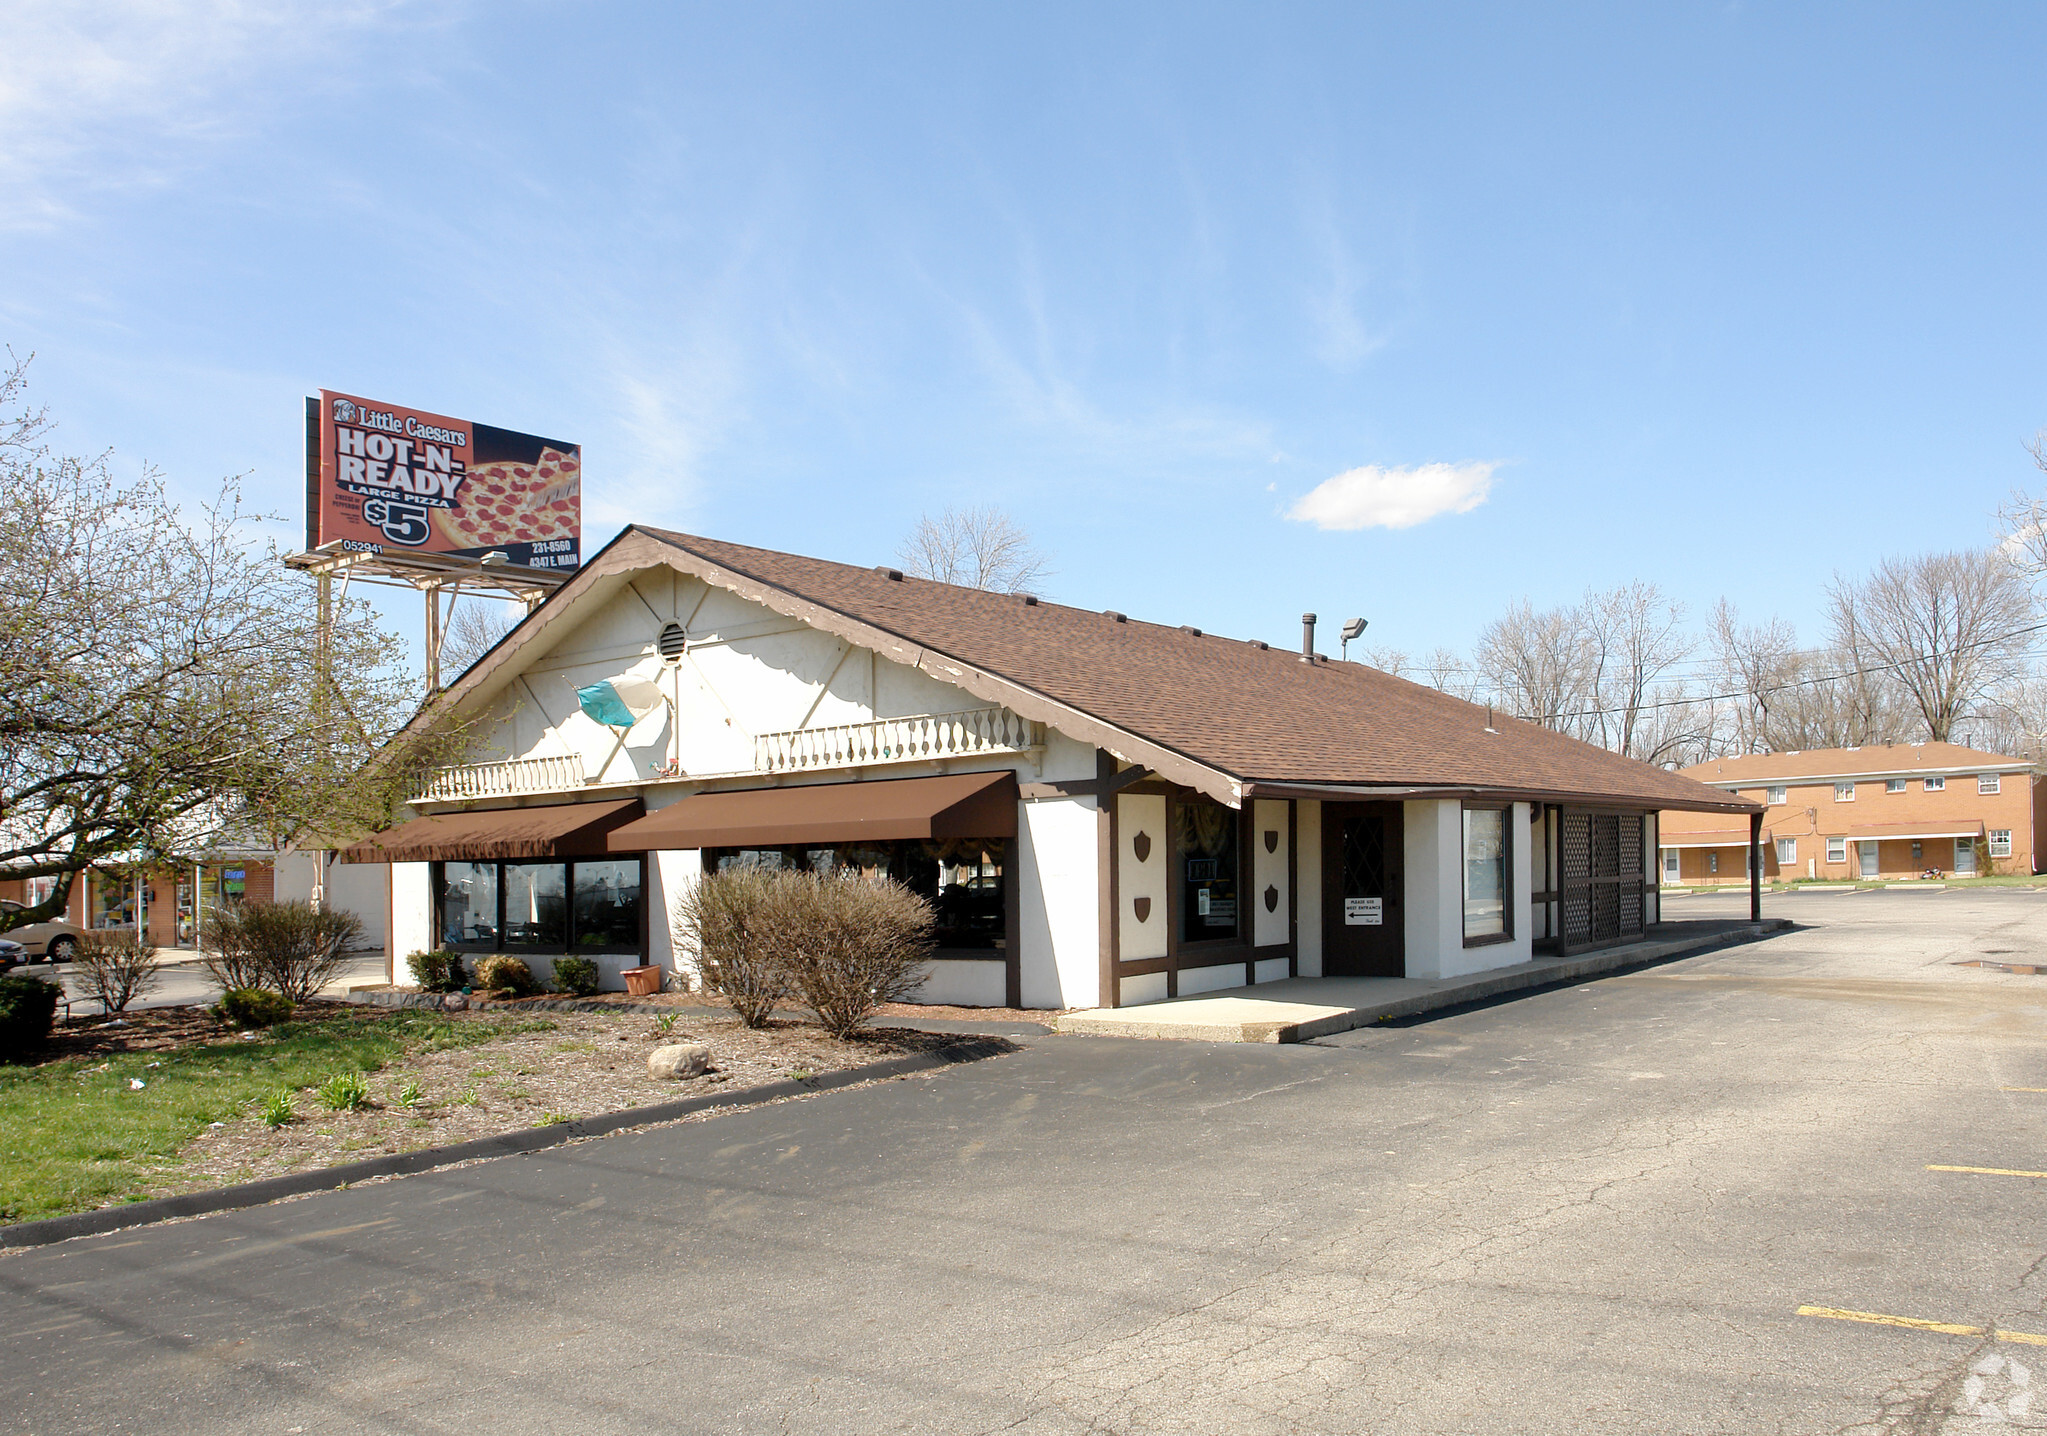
[{"xmin": 34, "ymin": 1004, "xmax": 962, "ymax": 1204}]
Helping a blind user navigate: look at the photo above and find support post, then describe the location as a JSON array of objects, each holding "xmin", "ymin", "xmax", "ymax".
[
  {"xmin": 1749, "ymin": 809, "xmax": 1763, "ymax": 922},
  {"xmin": 423, "ymin": 582, "xmax": 443, "ymax": 694}
]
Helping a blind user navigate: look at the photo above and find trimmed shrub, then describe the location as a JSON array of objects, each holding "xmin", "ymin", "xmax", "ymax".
[
  {"xmin": 0, "ymin": 975, "xmax": 62, "ymax": 1061},
  {"xmin": 673, "ymin": 867, "xmax": 795, "ymax": 1027},
  {"xmin": 72, "ymin": 932, "xmax": 163, "ymax": 1014},
  {"xmin": 404, "ymin": 949, "xmax": 467, "ymax": 993},
  {"xmin": 778, "ymin": 872, "xmax": 937, "ymax": 1038},
  {"xmin": 216, "ymin": 987, "xmax": 293, "ymax": 1029},
  {"xmin": 472, "ymin": 954, "xmax": 540, "ymax": 997},
  {"xmin": 673, "ymin": 867, "xmax": 937, "ymax": 1035},
  {"xmin": 552, "ymin": 956, "xmax": 600, "ymax": 997},
  {"xmin": 205, "ymin": 902, "xmax": 366, "ymax": 1003}
]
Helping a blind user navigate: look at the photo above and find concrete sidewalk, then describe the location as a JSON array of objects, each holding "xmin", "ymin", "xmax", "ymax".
[{"xmin": 1054, "ymin": 918, "xmax": 1792, "ymax": 1043}]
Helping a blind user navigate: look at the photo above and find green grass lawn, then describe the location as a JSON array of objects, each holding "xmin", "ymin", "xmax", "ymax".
[{"xmin": 0, "ymin": 1010, "xmax": 556, "ymax": 1224}]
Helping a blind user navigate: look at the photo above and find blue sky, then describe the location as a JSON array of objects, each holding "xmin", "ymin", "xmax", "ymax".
[{"xmin": 6, "ymin": 3, "xmax": 2046, "ymax": 677}]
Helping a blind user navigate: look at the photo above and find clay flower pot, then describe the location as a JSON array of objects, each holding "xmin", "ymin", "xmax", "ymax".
[{"xmin": 621, "ymin": 965, "xmax": 663, "ymax": 997}]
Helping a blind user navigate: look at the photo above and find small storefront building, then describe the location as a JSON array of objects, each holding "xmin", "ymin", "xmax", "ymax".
[
  {"xmin": 338, "ymin": 527, "xmax": 1756, "ymax": 1007},
  {"xmin": 0, "ymin": 853, "xmax": 275, "ymax": 950}
]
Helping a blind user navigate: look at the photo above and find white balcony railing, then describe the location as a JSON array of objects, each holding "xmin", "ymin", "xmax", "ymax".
[
  {"xmin": 414, "ymin": 752, "xmax": 588, "ymax": 802},
  {"xmin": 755, "ymin": 707, "xmax": 1040, "ymax": 775},
  {"xmin": 412, "ymin": 708, "xmax": 1039, "ymax": 802}
]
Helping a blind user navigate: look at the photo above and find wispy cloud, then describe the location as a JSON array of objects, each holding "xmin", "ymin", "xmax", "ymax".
[
  {"xmin": 1286, "ymin": 461, "xmax": 1499, "ymax": 531},
  {"xmin": 0, "ymin": 0, "xmax": 406, "ymax": 230}
]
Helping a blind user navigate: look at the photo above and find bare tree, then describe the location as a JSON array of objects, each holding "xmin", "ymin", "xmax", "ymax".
[
  {"xmin": 1361, "ymin": 646, "xmax": 1410, "ymax": 678},
  {"xmin": 1709, "ymin": 602, "xmax": 1801, "ymax": 754},
  {"xmin": 898, "ymin": 506, "xmax": 1051, "ymax": 595},
  {"xmin": 1476, "ymin": 600, "xmax": 1589, "ymax": 730},
  {"xmin": 1579, "ymin": 582, "xmax": 1694, "ymax": 758},
  {"xmin": 441, "ymin": 599, "xmax": 522, "ymax": 677},
  {"xmin": 1827, "ymin": 549, "xmax": 2035, "ymax": 743},
  {"xmin": 1995, "ymin": 429, "xmax": 2047, "ymax": 580},
  {"xmin": 1423, "ymin": 647, "xmax": 1478, "ymax": 701}
]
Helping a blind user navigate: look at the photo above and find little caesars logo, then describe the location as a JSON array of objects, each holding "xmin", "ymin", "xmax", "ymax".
[{"xmin": 330, "ymin": 400, "xmax": 468, "ymax": 547}]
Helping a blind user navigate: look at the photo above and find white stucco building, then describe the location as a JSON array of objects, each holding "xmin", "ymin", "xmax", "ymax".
[{"xmin": 338, "ymin": 528, "xmax": 1757, "ymax": 1009}]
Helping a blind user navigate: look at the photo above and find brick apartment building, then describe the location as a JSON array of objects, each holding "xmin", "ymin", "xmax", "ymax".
[{"xmin": 1657, "ymin": 743, "xmax": 2047, "ymax": 883}]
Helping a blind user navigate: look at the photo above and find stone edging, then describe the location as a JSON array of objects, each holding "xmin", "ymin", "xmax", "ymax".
[{"xmin": 0, "ymin": 1037, "xmax": 1018, "ymax": 1251}]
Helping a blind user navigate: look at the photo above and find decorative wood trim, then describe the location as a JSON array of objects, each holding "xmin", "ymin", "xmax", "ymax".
[
  {"xmin": 1242, "ymin": 801, "xmax": 1257, "ymax": 988},
  {"xmin": 1287, "ymin": 799, "xmax": 1299, "ymax": 979},
  {"xmin": 1004, "ymin": 830, "xmax": 1022, "ymax": 1009},
  {"xmin": 1097, "ymin": 749, "xmax": 1118, "ymax": 1009},
  {"xmin": 1019, "ymin": 767, "xmax": 1154, "ymax": 800}
]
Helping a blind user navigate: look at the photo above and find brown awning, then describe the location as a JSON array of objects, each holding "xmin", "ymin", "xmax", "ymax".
[
  {"xmin": 1845, "ymin": 821, "xmax": 1985, "ymax": 842},
  {"xmin": 606, "ymin": 771, "xmax": 1018, "ymax": 852},
  {"xmin": 1658, "ymin": 828, "xmax": 1756, "ymax": 849},
  {"xmin": 339, "ymin": 799, "xmax": 644, "ymax": 863}
]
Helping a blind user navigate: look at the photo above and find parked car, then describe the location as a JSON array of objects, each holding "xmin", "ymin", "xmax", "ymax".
[
  {"xmin": 0, "ymin": 937, "xmax": 25, "ymax": 973},
  {"xmin": 0, "ymin": 900, "xmax": 86, "ymax": 962}
]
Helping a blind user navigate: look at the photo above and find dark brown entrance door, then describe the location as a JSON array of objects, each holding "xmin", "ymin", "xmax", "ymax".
[{"xmin": 1323, "ymin": 803, "xmax": 1404, "ymax": 977}]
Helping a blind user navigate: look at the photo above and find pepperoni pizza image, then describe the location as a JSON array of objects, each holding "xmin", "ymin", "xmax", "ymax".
[{"xmin": 434, "ymin": 446, "xmax": 581, "ymax": 550}]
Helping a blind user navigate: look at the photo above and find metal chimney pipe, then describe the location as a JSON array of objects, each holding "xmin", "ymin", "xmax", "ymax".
[{"xmin": 1301, "ymin": 613, "xmax": 1317, "ymax": 660}]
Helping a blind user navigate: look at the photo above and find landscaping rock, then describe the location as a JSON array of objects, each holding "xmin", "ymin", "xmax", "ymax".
[
  {"xmin": 440, "ymin": 993, "xmax": 468, "ymax": 1012},
  {"xmin": 647, "ymin": 1042, "xmax": 710, "ymax": 1079}
]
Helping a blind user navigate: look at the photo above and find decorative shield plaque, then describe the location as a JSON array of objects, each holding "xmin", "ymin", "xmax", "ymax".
[
  {"xmin": 1133, "ymin": 896, "xmax": 1152, "ymax": 923},
  {"xmin": 1264, "ymin": 830, "xmax": 1279, "ymax": 854},
  {"xmin": 1133, "ymin": 831, "xmax": 1152, "ymax": 863},
  {"xmin": 1264, "ymin": 885, "xmax": 1279, "ymax": 912}
]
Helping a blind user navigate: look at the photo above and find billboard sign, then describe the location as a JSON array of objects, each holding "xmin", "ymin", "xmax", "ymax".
[{"xmin": 307, "ymin": 390, "xmax": 581, "ymax": 572}]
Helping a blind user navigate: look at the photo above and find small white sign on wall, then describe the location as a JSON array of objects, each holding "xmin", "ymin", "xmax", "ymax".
[{"xmin": 1344, "ymin": 896, "xmax": 1383, "ymax": 926}]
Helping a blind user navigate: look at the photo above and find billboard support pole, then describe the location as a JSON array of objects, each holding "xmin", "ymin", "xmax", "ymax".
[
  {"xmin": 310, "ymin": 568, "xmax": 333, "ymax": 914},
  {"xmin": 423, "ymin": 583, "xmax": 442, "ymax": 695}
]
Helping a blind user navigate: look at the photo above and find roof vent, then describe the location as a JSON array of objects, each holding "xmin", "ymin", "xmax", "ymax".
[
  {"xmin": 876, "ymin": 566, "xmax": 904, "ymax": 581},
  {"xmin": 1251, "ymin": 640, "xmax": 1269, "ymax": 651},
  {"xmin": 1105, "ymin": 610, "xmax": 1127, "ymax": 623},
  {"xmin": 1020, "ymin": 594, "xmax": 1038, "ymax": 606},
  {"xmin": 658, "ymin": 622, "xmax": 687, "ymax": 660},
  {"xmin": 1180, "ymin": 625, "xmax": 1202, "ymax": 637}
]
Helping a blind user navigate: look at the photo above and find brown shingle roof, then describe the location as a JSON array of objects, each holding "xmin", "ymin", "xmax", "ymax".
[
  {"xmin": 1680, "ymin": 743, "xmax": 2035, "ymax": 785},
  {"xmin": 628, "ymin": 527, "xmax": 1752, "ymax": 813}
]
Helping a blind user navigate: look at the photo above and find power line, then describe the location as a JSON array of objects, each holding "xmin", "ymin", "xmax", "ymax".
[{"xmin": 1493, "ymin": 618, "xmax": 2047, "ymax": 725}]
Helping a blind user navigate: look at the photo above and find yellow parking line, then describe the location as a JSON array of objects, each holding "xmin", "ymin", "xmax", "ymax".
[
  {"xmin": 1798, "ymin": 1307, "xmax": 2047, "ymax": 1346},
  {"xmin": 1928, "ymin": 1164, "xmax": 2047, "ymax": 1180},
  {"xmin": 2002, "ymin": 1087, "xmax": 2047, "ymax": 1093},
  {"xmin": 1797, "ymin": 1306, "xmax": 1983, "ymax": 1336}
]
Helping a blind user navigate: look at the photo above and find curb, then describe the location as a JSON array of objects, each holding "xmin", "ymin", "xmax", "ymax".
[
  {"xmin": 1056, "ymin": 919, "xmax": 1793, "ymax": 1045},
  {"xmin": 346, "ymin": 990, "xmax": 1054, "ymax": 1038},
  {"xmin": 0, "ymin": 1037, "xmax": 1017, "ymax": 1251}
]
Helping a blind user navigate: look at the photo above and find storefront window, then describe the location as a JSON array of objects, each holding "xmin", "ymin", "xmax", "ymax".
[
  {"xmin": 433, "ymin": 859, "xmax": 643, "ymax": 955},
  {"xmin": 571, "ymin": 860, "xmax": 642, "ymax": 952},
  {"xmin": 1463, "ymin": 807, "xmax": 1510, "ymax": 942},
  {"xmin": 1176, "ymin": 797, "xmax": 1239, "ymax": 943},
  {"xmin": 439, "ymin": 862, "xmax": 499, "ymax": 950},
  {"xmin": 503, "ymin": 863, "xmax": 569, "ymax": 950},
  {"xmin": 91, "ymin": 872, "xmax": 137, "ymax": 930},
  {"xmin": 704, "ymin": 839, "xmax": 1008, "ymax": 951}
]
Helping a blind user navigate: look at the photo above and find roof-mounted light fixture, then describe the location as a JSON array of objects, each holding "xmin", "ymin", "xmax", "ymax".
[{"xmin": 1340, "ymin": 617, "xmax": 1368, "ymax": 661}]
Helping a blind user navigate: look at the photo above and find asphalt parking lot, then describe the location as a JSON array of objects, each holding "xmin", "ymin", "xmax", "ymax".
[{"xmin": 2, "ymin": 888, "xmax": 2044, "ymax": 1434}]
